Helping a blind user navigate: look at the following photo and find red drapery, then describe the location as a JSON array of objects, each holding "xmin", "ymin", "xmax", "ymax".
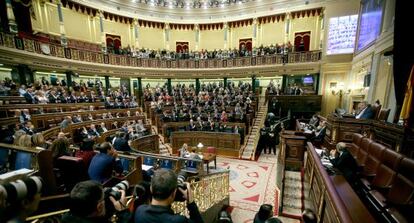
[
  {"xmin": 294, "ymin": 31, "xmax": 311, "ymax": 52},
  {"xmin": 239, "ymin": 38, "xmax": 252, "ymax": 52},
  {"xmin": 176, "ymin": 42, "xmax": 189, "ymax": 53},
  {"xmin": 106, "ymin": 34, "xmax": 122, "ymax": 50}
]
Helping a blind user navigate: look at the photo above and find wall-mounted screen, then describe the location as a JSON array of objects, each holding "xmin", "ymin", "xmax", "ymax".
[
  {"xmin": 356, "ymin": 0, "xmax": 384, "ymax": 53},
  {"xmin": 303, "ymin": 76, "xmax": 314, "ymax": 84},
  {"xmin": 326, "ymin": 15, "xmax": 358, "ymax": 55}
]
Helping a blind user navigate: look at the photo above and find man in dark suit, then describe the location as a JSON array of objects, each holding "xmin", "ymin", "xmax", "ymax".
[
  {"xmin": 329, "ymin": 142, "xmax": 359, "ymax": 182},
  {"xmin": 113, "ymin": 132, "xmax": 131, "ymax": 152},
  {"xmin": 88, "ymin": 142, "xmax": 123, "ymax": 183},
  {"xmin": 23, "ymin": 88, "xmax": 36, "ymax": 104},
  {"xmin": 355, "ymin": 101, "xmax": 374, "ymax": 119}
]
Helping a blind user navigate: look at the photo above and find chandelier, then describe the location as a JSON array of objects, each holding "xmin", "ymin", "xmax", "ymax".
[{"xmin": 133, "ymin": 0, "xmax": 254, "ymax": 9}]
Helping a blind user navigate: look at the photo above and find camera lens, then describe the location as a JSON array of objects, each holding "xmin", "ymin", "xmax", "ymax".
[{"xmin": 112, "ymin": 180, "xmax": 129, "ymax": 192}]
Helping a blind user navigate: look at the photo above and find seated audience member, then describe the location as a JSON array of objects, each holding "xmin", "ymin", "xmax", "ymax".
[
  {"xmin": 50, "ymin": 137, "xmax": 70, "ymax": 164},
  {"xmin": 88, "ymin": 124, "xmax": 100, "ymax": 137},
  {"xmin": 134, "ymin": 169, "xmax": 204, "ymax": 223},
  {"xmin": 22, "ymin": 121, "xmax": 35, "ymax": 135},
  {"xmin": 302, "ymin": 208, "xmax": 317, "ymax": 223},
  {"xmin": 113, "ymin": 132, "xmax": 131, "ymax": 152},
  {"xmin": 88, "ymin": 142, "xmax": 123, "ymax": 183},
  {"xmin": 311, "ymin": 121, "xmax": 326, "ymax": 144},
  {"xmin": 73, "ymin": 114, "xmax": 83, "ymax": 123},
  {"xmin": 329, "ymin": 142, "xmax": 359, "ymax": 183},
  {"xmin": 75, "ymin": 138, "xmax": 97, "ymax": 168},
  {"xmin": 135, "ymin": 119, "xmax": 146, "ymax": 135},
  {"xmin": 62, "ymin": 180, "xmax": 129, "ymax": 223},
  {"xmin": 188, "ymin": 149, "xmax": 202, "ymax": 160},
  {"xmin": 254, "ymin": 204, "xmax": 273, "ymax": 223},
  {"xmin": 60, "ymin": 116, "xmax": 72, "ymax": 129},
  {"xmin": 179, "ymin": 143, "xmax": 189, "ymax": 157},
  {"xmin": 23, "ymin": 88, "xmax": 36, "ymax": 104},
  {"xmin": 14, "ymin": 134, "xmax": 34, "ymax": 170},
  {"xmin": 97, "ymin": 122, "xmax": 108, "ymax": 134},
  {"xmin": 0, "ymin": 176, "xmax": 43, "ymax": 223},
  {"xmin": 188, "ymin": 119, "xmax": 196, "ymax": 131},
  {"xmin": 308, "ymin": 114, "xmax": 319, "ymax": 129},
  {"xmin": 355, "ymin": 101, "xmax": 374, "ymax": 119}
]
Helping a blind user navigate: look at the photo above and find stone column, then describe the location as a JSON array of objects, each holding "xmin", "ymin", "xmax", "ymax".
[
  {"xmin": 253, "ymin": 18, "xmax": 258, "ymax": 47},
  {"xmin": 195, "ymin": 78, "xmax": 200, "ymax": 94},
  {"xmin": 56, "ymin": 0, "xmax": 67, "ymax": 46},
  {"xmin": 195, "ymin": 24, "xmax": 199, "ymax": 51},
  {"xmin": 5, "ymin": 0, "xmax": 17, "ymax": 34},
  {"xmin": 137, "ymin": 77, "xmax": 142, "ymax": 106},
  {"xmin": 284, "ymin": 13, "xmax": 291, "ymax": 43},
  {"xmin": 105, "ymin": 76, "xmax": 110, "ymax": 92},
  {"xmin": 223, "ymin": 22, "xmax": 228, "ymax": 49},
  {"xmin": 99, "ymin": 11, "xmax": 106, "ymax": 53},
  {"xmin": 164, "ymin": 23, "xmax": 170, "ymax": 50},
  {"xmin": 134, "ymin": 19, "xmax": 139, "ymax": 49}
]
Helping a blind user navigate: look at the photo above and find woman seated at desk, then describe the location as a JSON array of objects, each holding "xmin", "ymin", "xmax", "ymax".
[{"xmin": 179, "ymin": 143, "xmax": 190, "ymax": 157}]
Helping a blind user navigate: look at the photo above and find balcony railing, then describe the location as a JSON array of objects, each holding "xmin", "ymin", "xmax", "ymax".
[{"xmin": 0, "ymin": 32, "xmax": 321, "ymax": 69}]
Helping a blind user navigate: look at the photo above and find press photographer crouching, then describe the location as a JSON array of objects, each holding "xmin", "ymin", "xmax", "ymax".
[
  {"xmin": 134, "ymin": 168, "xmax": 204, "ymax": 223},
  {"xmin": 0, "ymin": 176, "xmax": 43, "ymax": 223},
  {"xmin": 62, "ymin": 180, "xmax": 130, "ymax": 223}
]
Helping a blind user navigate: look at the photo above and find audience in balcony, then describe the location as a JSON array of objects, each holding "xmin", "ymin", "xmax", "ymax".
[{"xmin": 118, "ymin": 42, "xmax": 295, "ymax": 60}]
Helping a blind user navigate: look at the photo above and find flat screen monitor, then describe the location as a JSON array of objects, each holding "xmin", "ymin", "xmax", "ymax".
[
  {"xmin": 326, "ymin": 15, "xmax": 358, "ymax": 55},
  {"xmin": 355, "ymin": 0, "xmax": 384, "ymax": 53},
  {"xmin": 303, "ymin": 76, "xmax": 314, "ymax": 84}
]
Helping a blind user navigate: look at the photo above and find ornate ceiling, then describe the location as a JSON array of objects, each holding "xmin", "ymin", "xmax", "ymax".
[{"xmin": 73, "ymin": 0, "xmax": 331, "ymax": 23}]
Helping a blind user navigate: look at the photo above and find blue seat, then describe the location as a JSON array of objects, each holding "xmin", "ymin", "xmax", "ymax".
[
  {"xmin": 183, "ymin": 160, "xmax": 199, "ymax": 174},
  {"xmin": 143, "ymin": 157, "xmax": 156, "ymax": 166},
  {"xmin": 160, "ymin": 159, "xmax": 173, "ymax": 169}
]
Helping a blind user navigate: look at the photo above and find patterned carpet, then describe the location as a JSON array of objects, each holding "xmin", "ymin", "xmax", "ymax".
[{"xmin": 215, "ymin": 154, "xmax": 300, "ymax": 223}]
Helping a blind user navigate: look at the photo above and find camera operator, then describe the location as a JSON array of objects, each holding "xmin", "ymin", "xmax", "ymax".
[
  {"xmin": 62, "ymin": 180, "xmax": 130, "ymax": 223},
  {"xmin": 134, "ymin": 169, "xmax": 204, "ymax": 223}
]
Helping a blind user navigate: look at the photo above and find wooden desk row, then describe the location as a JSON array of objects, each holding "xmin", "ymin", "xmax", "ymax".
[
  {"xmin": 31, "ymin": 108, "xmax": 142, "ymax": 129},
  {"xmin": 325, "ymin": 115, "xmax": 414, "ymax": 158},
  {"xmin": 170, "ymin": 131, "xmax": 241, "ymax": 158},
  {"xmin": 162, "ymin": 121, "xmax": 246, "ymax": 143},
  {"xmin": 304, "ymin": 142, "xmax": 377, "ymax": 223},
  {"xmin": 42, "ymin": 115, "xmax": 147, "ymax": 141},
  {"xmin": 0, "ymin": 102, "xmax": 105, "ymax": 118}
]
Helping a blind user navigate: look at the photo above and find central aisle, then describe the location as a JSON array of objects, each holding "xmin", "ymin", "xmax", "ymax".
[{"xmin": 215, "ymin": 154, "xmax": 300, "ymax": 223}]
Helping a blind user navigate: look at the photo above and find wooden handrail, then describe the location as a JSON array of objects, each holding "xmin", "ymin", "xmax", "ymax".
[{"xmin": 0, "ymin": 142, "xmax": 44, "ymax": 154}]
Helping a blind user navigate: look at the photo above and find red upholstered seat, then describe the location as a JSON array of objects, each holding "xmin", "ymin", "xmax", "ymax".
[
  {"xmin": 356, "ymin": 138, "xmax": 372, "ymax": 167},
  {"xmin": 381, "ymin": 149, "xmax": 403, "ymax": 171},
  {"xmin": 361, "ymin": 142, "xmax": 385, "ymax": 177},
  {"xmin": 206, "ymin": 146, "xmax": 217, "ymax": 154},
  {"xmin": 398, "ymin": 158, "xmax": 414, "ymax": 182},
  {"xmin": 348, "ymin": 133, "xmax": 364, "ymax": 158}
]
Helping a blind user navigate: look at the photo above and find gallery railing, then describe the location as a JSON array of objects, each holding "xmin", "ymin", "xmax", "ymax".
[{"xmin": 0, "ymin": 32, "xmax": 321, "ymax": 69}]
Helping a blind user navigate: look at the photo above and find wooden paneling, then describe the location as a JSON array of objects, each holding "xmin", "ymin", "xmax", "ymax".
[
  {"xmin": 326, "ymin": 115, "xmax": 414, "ymax": 158},
  {"xmin": 171, "ymin": 131, "xmax": 240, "ymax": 158}
]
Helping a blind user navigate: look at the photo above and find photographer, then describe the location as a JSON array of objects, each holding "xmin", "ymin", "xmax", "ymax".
[
  {"xmin": 134, "ymin": 169, "xmax": 204, "ymax": 223},
  {"xmin": 62, "ymin": 180, "xmax": 129, "ymax": 223}
]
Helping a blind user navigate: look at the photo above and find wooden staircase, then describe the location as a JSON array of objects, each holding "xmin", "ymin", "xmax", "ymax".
[{"xmin": 240, "ymin": 97, "xmax": 268, "ymax": 160}]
